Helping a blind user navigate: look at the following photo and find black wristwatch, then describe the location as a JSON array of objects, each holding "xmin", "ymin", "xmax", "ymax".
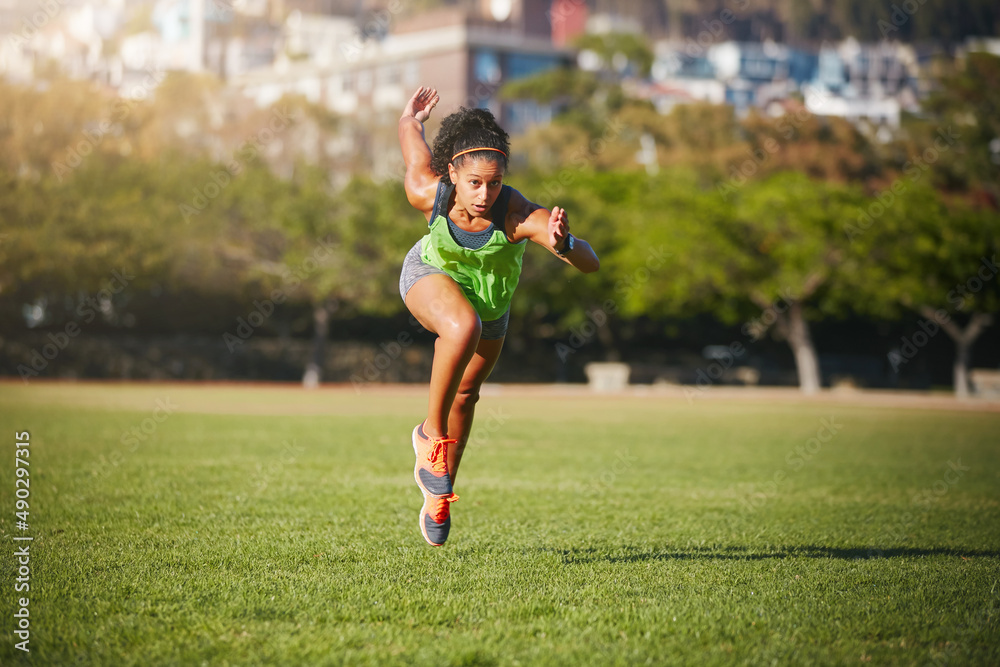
[{"xmin": 557, "ymin": 233, "xmax": 575, "ymax": 256}]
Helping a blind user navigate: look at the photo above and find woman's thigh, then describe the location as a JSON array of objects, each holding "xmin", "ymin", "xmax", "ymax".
[{"xmin": 404, "ymin": 273, "xmax": 481, "ymax": 337}]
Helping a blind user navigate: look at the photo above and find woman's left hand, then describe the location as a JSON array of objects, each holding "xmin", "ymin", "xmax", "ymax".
[{"xmin": 548, "ymin": 206, "xmax": 569, "ymax": 251}]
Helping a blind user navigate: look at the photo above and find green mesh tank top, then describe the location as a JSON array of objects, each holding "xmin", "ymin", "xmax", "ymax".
[{"xmin": 419, "ymin": 182, "xmax": 526, "ymax": 321}]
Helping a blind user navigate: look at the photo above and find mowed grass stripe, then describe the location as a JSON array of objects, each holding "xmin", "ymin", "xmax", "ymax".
[{"xmin": 0, "ymin": 383, "xmax": 997, "ymax": 666}]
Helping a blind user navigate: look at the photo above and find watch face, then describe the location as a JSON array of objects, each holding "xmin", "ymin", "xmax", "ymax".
[{"xmin": 560, "ymin": 234, "xmax": 573, "ymax": 254}]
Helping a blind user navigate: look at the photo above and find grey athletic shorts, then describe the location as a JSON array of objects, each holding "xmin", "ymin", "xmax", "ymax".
[{"xmin": 399, "ymin": 241, "xmax": 510, "ymax": 340}]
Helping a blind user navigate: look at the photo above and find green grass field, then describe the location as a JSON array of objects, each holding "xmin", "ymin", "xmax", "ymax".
[{"xmin": 1, "ymin": 382, "xmax": 998, "ymax": 666}]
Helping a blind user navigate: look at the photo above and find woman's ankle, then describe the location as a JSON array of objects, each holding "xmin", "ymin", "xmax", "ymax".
[{"xmin": 422, "ymin": 418, "xmax": 447, "ymax": 439}]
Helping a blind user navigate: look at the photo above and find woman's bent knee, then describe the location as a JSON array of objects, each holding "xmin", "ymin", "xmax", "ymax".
[
  {"xmin": 454, "ymin": 386, "xmax": 481, "ymax": 411},
  {"xmin": 440, "ymin": 311, "xmax": 482, "ymax": 344}
]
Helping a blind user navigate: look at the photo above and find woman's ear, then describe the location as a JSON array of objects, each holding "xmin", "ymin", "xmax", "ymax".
[{"xmin": 447, "ymin": 162, "xmax": 458, "ymax": 184}]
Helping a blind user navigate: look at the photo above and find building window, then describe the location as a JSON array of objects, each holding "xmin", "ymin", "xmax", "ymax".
[
  {"xmin": 403, "ymin": 60, "xmax": 420, "ymax": 87},
  {"xmin": 505, "ymin": 53, "xmax": 558, "ymax": 81},
  {"xmin": 357, "ymin": 69, "xmax": 372, "ymax": 93},
  {"xmin": 377, "ymin": 64, "xmax": 399, "ymax": 87},
  {"xmin": 474, "ymin": 50, "xmax": 501, "ymax": 84}
]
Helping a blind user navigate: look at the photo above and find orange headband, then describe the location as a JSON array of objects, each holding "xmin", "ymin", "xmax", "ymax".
[{"xmin": 451, "ymin": 147, "xmax": 507, "ymax": 161}]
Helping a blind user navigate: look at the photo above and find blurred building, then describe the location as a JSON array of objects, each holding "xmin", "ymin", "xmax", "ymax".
[
  {"xmin": 234, "ymin": 0, "xmax": 570, "ymax": 132},
  {"xmin": 549, "ymin": 0, "xmax": 588, "ymax": 47},
  {"xmin": 0, "ymin": 0, "xmax": 942, "ymax": 142},
  {"xmin": 118, "ymin": 0, "xmax": 279, "ymax": 79},
  {"xmin": 0, "ymin": 0, "xmax": 125, "ymax": 84},
  {"xmin": 647, "ymin": 36, "xmax": 922, "ymax": 131},
  {"xmin": 803, "ymin": 39, "xmax": 922, "ymax": 129}
]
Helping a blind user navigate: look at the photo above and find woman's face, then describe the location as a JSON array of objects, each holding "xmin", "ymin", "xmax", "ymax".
[{"xmin": 448, "ymin": 158, "xmax": 505, "ymax": 219}]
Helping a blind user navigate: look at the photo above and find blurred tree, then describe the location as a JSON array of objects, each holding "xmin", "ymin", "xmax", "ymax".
[
  {"xmin": 622, "ymin": 170, "xmax": 867, "ymax": 394},
  {"xmin": 231, "ymin": 172, "xmax": 417, "ymax": 386},
  {"xmin": 0, "ymin": 78, "xmax": 107, "ymax": 179},
  {"xmin": 916, "ymin": 52, "xmax": 1000, "ymax": 206},
  {"xmin": 774, "ymin": 0, "xmax": 1000, "ymax": 42},
  {"xmin": 852, "ymin": 183, "xmax": 1000, "ymax": 397},
  {"xmin": 725, "ymin": 174, "xmax": 875, "ymax": 394},
  {"xmin": 506, "ymin": 168, "xmax": 635, "ymax": 361},
  {"xmin": 511, "ymin": 95, "xmax": 885, "ymax": 194},
  {"xmin": 1, "ymin": 161, "xmax": 156, "ymax": 295},
  {"xmin": 499, "ymin": 66, "xmax": 600, "ymax": 108},
  {"xmin": 572, "ymin": 32, "xmax": 654, "ymax": 77},
  {"xmin": 227, "ymin": 163, "xmax": 342, "ymax": 387},
  {"xmin": 735, "ymin": 106, "xmax": 884, "ymax": 187},
  {"xmin": 138, "ymin": 71, "xmax": 226, "ymax": 157}
]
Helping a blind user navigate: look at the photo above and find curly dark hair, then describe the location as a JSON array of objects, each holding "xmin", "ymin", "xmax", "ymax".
[{"xmin": 430, "ymin": 107, "xmax": 510, "ymax": 179}]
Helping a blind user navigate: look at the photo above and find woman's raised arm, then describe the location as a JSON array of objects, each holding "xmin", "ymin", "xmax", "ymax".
[{"xmin": 399, "ymin": 86, "xmax": 440, "ymax": 217}]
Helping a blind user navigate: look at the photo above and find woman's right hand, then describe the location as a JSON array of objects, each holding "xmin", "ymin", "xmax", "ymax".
[{"xmin": 402, "ymin": 86, "xmax": 439, "ymax": 123}]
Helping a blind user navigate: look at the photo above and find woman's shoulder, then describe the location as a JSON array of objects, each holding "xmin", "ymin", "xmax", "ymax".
[
  {"xmin": 503, "ymin": 187, "xmax": 544, "ymax": 224},
  {"xmin": 501, "ymin": 186, "xmax": 545, "ymax": 242}
]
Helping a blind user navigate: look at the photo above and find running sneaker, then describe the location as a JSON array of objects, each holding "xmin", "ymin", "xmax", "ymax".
[
  {"xmin": 412, "ymin": 421, "xmax": 455, "ymax": 498},
  {"xmin": 419, "ymin": 492, "xmax": 459, "ymax": 546}
]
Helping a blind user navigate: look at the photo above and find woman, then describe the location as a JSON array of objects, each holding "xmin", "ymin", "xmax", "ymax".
[{"xmin": 398, "ymin": 86, "xmax": 600, "ymax": 546}]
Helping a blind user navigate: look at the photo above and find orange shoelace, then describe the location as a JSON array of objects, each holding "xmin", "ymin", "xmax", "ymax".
[
  {"xmin": 432, "ymin": 493, "xmax": 460, "ymax": 523},
  {"xmin": 429, "ymin": 437, "xmax": 457, "ymax": 475}
]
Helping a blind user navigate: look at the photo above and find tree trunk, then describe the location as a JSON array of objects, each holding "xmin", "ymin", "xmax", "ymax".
[
  {"xmin": 920, "ymin": 307, "xmax": 993, "ymax": 399},
  {"xmin": 954, "ymin": 339, "xmax": 971, "ymax": 399},
  {"xmin": 749, "ymin": 274, "xmax": 827, "ymax": 396},
  {"xmin": 302, "ymin": 299, "xmax": 334, "ymax": 389},
  {"xmin": 781, "ymin": 302, "xmax": 821, "ymax": 395}
]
